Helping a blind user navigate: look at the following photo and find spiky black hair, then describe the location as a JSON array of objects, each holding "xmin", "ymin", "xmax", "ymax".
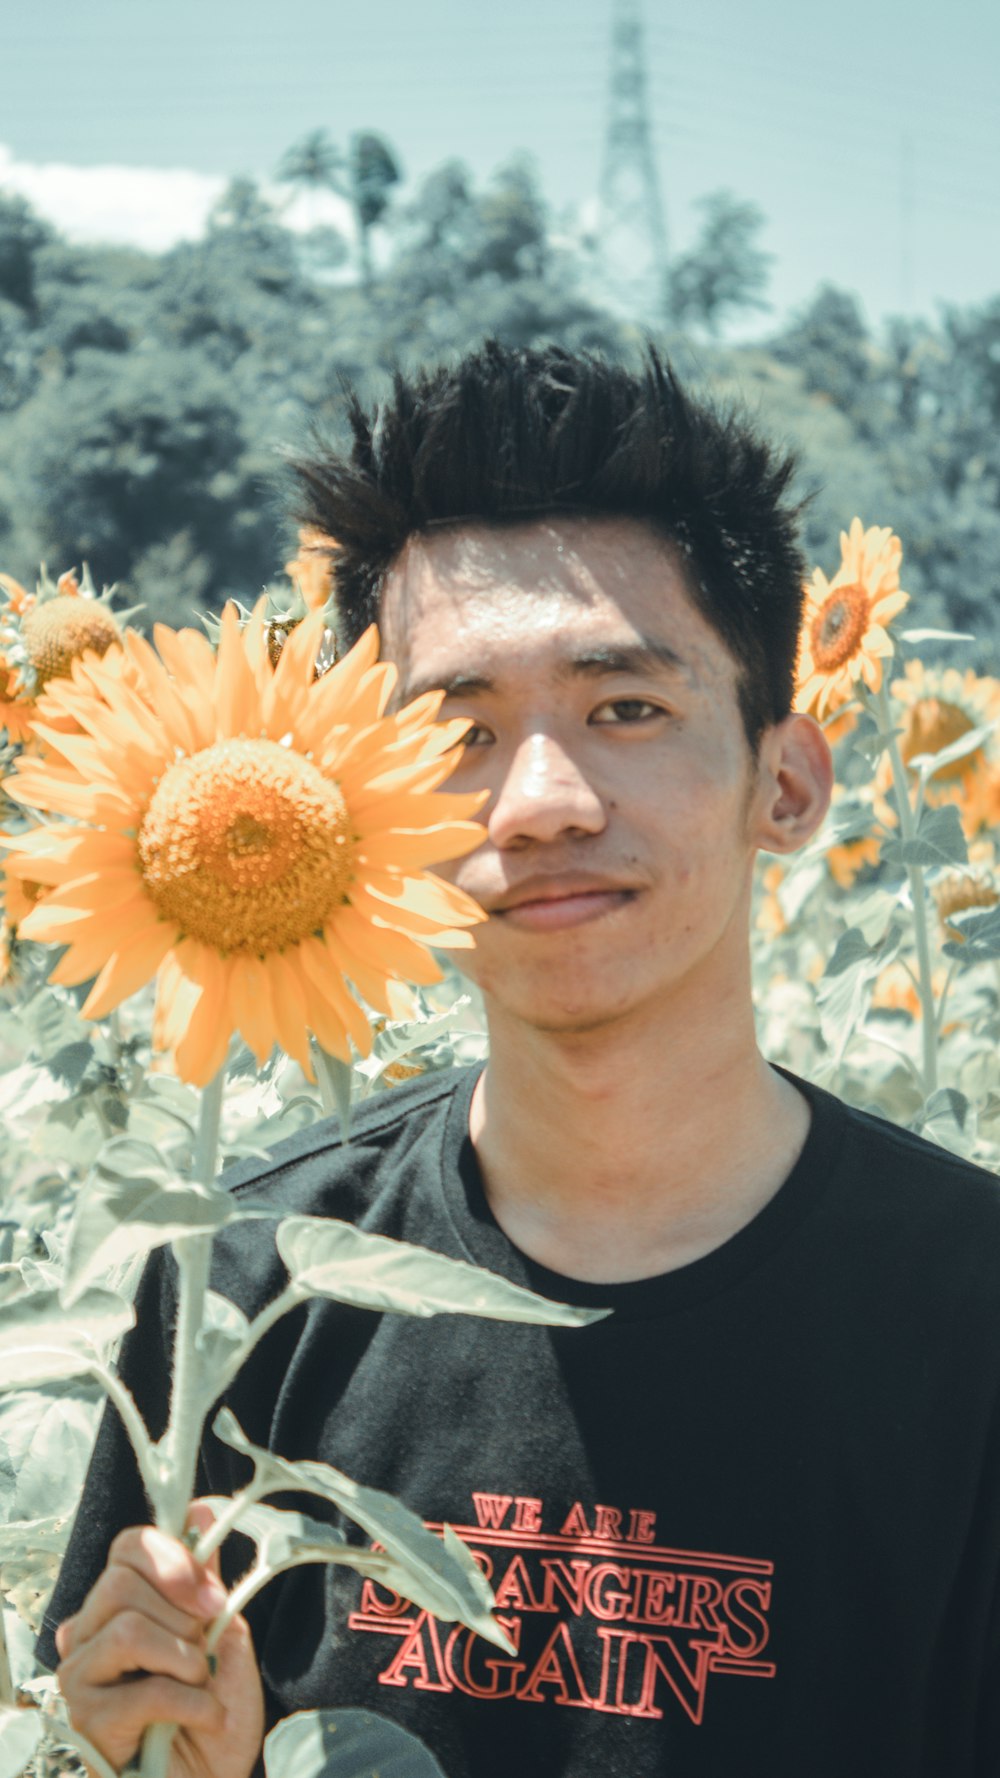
[{"xmin": 288, "ymin": 340, "xmax": 807, "ymax": 749}]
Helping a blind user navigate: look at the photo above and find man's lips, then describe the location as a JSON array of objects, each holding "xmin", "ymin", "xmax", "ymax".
[{"xmin": 486, "ymin": 880, "xmax": 638, "ymax": 931}]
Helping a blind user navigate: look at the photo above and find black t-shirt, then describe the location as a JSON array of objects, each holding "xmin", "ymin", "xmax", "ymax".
[{"xmin": 39, "ymin": 1064, "xmax": 1000, "ymax": 1777}]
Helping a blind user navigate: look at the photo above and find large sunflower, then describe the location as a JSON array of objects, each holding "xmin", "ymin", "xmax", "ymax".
[
  {"xmin": 4, "ymin": 606, "xmax": 486, "ymax": 1085},
  {"xmin": 795, "ymin": 519, "xmax": 910, "ymax": 720}
]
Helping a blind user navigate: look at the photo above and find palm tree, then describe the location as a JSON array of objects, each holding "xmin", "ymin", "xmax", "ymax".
[
  {"xmin": 275, "ymin": 130, "xmax": 346, "ymax": 233},
  {"xmin": 275, "ymin": 129, "xmax": 401, "ymax": 294}
]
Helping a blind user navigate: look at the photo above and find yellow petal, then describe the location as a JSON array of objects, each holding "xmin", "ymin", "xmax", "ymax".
[
  {"xmin": 356, "ymin": 824, "xmax": 485, "ymax": 871},
  {"xmin": 265, "ymin": 956, "xmax": 314, "ymax": 1074},
  {"xmin": 229, "ymin": 955, "xmax": 277, "ymax": 1067},
  {"xmin": 214, "ymin": 603, "xmax": 258, "ymax": 740},
  {"xmin": 81, "ymin": 922, "xmax": 177, "ymax": 1020},
  {"xmin": 325, "ymin": 906, "xmax": 443, "ymax": 987},
  {"xmin": 297, "ymin": 935, "xmax": 374, "ymax": 1055}
]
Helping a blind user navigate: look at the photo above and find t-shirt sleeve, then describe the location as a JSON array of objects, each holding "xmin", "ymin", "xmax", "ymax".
[{"xmin": 35, "ymin": 1247, "xmax": 178, "ymax": 1672}]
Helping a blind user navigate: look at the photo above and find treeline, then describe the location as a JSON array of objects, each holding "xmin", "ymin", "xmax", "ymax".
[{"xmin": 0, "ymin": 154, "xmax": 997, "ymax": 649}]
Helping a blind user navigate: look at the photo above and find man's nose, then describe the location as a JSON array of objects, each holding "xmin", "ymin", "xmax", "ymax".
[{"xmin": 486, "ymin": 732, "xmax": 606, "ymax": 848}]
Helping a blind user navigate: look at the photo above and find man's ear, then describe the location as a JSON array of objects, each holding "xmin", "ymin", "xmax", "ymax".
[{"xmin": 752, "ymin": 712, "xmax": 834, "ymax": 856}]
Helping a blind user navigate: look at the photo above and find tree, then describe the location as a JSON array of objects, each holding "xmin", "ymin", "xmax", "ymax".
[
  {"xmin": 275, "ymin": 130, "xmax": 401, "ymax": 293},
  {"xmin": 667, "ymin": 190, "xmax": 771, "ymax": 337},
  {"xmin": 276, "ymin": 129, "xmax": 344, "ymax": 224},
  {"xmin": 4, "ymin": 346, "xmax": 274, "ymax": 610},
  {"xmin": 0, "ymin": 193, "xmax": 52, "ymax": 317},
  {"xmin": 770, "ymin": 285, "xmax": 872, "ymax": 414}
]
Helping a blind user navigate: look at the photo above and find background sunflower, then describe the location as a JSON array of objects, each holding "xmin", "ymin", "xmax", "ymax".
[{"xmin": 795, "ymin": 518, "xmax": 910, "ymax": 720}]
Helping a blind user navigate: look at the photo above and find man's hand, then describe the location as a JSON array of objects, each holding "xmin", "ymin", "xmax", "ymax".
[{"xmin": 54, "ymin": 1502, "xmax": 264, "ymax": 1778}]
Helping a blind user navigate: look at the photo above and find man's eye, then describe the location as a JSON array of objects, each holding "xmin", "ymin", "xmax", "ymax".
[
  {"xmin": 457, "ymin": 722, "xmax": 494, "ymax": 748},
  {"xmin": 591, "ymin": 698, "xmax": 662, "ymax": 725}
]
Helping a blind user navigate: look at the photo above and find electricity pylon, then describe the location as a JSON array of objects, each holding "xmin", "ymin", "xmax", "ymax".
[{"xmin": 597, "ymin": 0, "xmax": 669, "ymax": 323}]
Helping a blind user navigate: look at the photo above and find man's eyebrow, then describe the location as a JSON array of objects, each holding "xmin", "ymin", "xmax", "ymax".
[
  {"xmin": 400, "ymin": 639, "xmax": 691, "ymax": 703},
  {"xmin": 557, "ymin": 640, "xmax": 691, "ymax": 683}
]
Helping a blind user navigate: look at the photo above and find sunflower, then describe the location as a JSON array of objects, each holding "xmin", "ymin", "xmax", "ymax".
[
  {"xmin": 0, "ymin": 574, "xmax": 34, "ymax": 616},
  {"xmin": 874, "ymin": 660, "xmax": 1000, "ymax": 838},
  {"xmin": 934, "ymin": 865, "xmax": 1000, "ymax": 942},
  {"xmin": 0, "ymin": 564, "xmax": 128, "ymax": 743},
  {"xmin": 795, "ymin": 519, "xmax": 910, "ymax": 720},
  {"xmin": 1, "ymin": 850, "xmax": 48, "ymax": 929},
  {"xmin": 22, "ymin": 594, "xmax": 121, "ymax": 690},
  {"xmin": 0, "ymin": 650, "xmax": 36, "ymax": 744},
  {"xmin": 827, "ymin": 832, "xmax": 882, "ymax": 890},
  {"xmin": 5, "ymin": 606, "xmax": 486, "ymax": 1086}
]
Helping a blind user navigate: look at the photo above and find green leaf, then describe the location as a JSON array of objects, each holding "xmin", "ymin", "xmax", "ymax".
[
  {"xmin": 264, "ymin": 1708, "xmax": 446, "ymax": 1778},
  {"xmin": 918, "ymin": 1087, "xmax": 971, "ymax": 1131},
  {"xmin": 44, "ymin": 1040, "xmax": 96, "ymax": 1088},
  {"xmin": 62, "ymin": 1171, "xmax": 248, "ymax": 1304},
  {"xmin": 0, "ymin": 1516, "xmax": 67, "ymax": 1562},
  {"xmin": 0, "ymin": 1515, "xmax": 68, "ymax": 1633},
  {"xmin": 822, "ymin": 925, "xmax": 878, "ymax": 979},
  {"xmin": 201, "ymin": 1497, "xmax": 400, "ymax": 1589},
  {"xmin": 94, "ymin": 1137, "xmax": 175, "ymax": 1182},
  {"xmin": 897, "ymin": 627, "xmax": 976, "ymax": 644},
  {"xmin": 311, "ymin": 1045, "xmax": 353, "ymax": 1139},
  {"xmin": 942, "ymin": 906, "xmax": 1000, "ymax": 963},
  {"xmin": 275, "ymin": 1218, "xmax": 610, "ymax": 1326},
  {"xmin": 195, "ymin": 1292, "xmax": 251, "ymax": 1376},
  {"xmin": 27, "ymin": 990, "xmax": 87, "ymax": 1060},
  {"xmin": 0, "ymin": 1383, "xmax": 99, "ymax": 1523},
  {"xmin": 817, "ymin": 924, "xmax": 901, "ymax": 1064},
  {"xmin": 213, "ymin": 1411, "xmax": 510, "ymax": 1651},
  {"xmin": 0, "ymin": 1288, "xmax": 134, "ymax": 1389},
  {"xmin": 0, "ymin": 1706, "xmax": 43, "ymax": 1778},
  {"xmin": 882, "ymin": 804, "xmax": 968, "ymax": 871},
  {"xmin": 810, "ymin": 802, "xmax": 880, "ymax": 855}
]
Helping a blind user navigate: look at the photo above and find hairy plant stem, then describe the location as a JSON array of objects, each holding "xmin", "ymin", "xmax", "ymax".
[
  {"xmin": 193, "ymin": 1477, "xmax": 270, "ymax": 1565},
  {"xmin": 139, "ymin": 1066, "xmax": 226, "ymax": 1778},
  {"xmin": 214, "ymin": 1283, "xmax": 305, "ymax": 1399},
  {"xmin": 875, "ymin": 680, "xmax": 939, "ymax": 1098}
]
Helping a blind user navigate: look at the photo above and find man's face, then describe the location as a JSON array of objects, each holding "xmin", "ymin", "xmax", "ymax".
[{"xmin": 380, "ymin": 515, "xmax": 772, "ymax": 1038}]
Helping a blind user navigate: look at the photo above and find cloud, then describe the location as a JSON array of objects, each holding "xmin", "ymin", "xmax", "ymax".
[
  {"xmin": 0, "ymin": 144, "xmax": 356, "ymax": 254},
  {"xmin": 0, "ymin": 143, "xmax": 225, "ymax": 252}
]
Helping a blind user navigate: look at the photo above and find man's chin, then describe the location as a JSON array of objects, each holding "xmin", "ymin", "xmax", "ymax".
[{"xmin": 481, "ymin": 983, "xmax": 638, "ymax": 1039}]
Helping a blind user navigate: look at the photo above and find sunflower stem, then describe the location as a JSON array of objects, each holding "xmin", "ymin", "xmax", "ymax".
[
  {"xmin": 875, "ymin": 680, "xmax": 939, "ymax": 1099},
  {"xmin": 139, "ymin": 1066, "xmax": 226, "ymax": 1778},
  {"xmin": 0, "ymin": 1596, "xmax": 14, "ymax": 1706}
]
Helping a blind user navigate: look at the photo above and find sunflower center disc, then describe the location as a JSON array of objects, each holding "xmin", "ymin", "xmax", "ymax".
[
  {"xmin": 902, "ymin": 699, "xmax": 977, "ymax": 782},
  {"xmin": 22, "ymin": 597, "xmax": 121, "ymax": 687},
  {"xmin": 138, "ymin": 737, "xmax": 353, "ymax": 955},
  {"xmin": 811, "ymin": 585, "xmax": 869, "ymax": 669}
]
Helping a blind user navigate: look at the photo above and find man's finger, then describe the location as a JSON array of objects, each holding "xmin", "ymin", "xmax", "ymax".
[
  {"xmin": 62, "ymin": 1671, "xmax": 225, "ymax": 1772},
  {"xmin": 109, "ymin": 1522, "xmax": 229, "ymax": 1614},
  {"xmin": 62, "ymin": 1534, "xmax": 225, "ymax": 1656},
  {"xmin": 59, "ymin": 1608, "xmax": 212, "ymax": 1691}
]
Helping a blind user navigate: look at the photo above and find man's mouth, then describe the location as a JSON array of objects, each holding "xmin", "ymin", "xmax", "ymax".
[{"xmin": 489, "ymin": 881, "xmax": 637, "ymax": 932}]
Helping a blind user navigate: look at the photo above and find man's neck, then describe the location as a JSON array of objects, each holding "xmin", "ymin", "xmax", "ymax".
[{"xmin": 470, "ymin": 994, "xmax": 811, "ymax": 1285}]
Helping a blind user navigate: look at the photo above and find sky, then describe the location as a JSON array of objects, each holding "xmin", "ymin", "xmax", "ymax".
[{"xmin": 3, "ymin": 0, "xmax": 999, "ymax": 333}]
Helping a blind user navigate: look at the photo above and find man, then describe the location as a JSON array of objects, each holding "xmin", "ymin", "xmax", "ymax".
[{"xmin": 41, "ymin": 344, "xmax": 1000, "ymax": 1776}]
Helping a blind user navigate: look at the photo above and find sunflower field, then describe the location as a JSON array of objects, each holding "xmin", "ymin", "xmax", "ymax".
[{"xmin": 0, "ymin": 518, "xmax": 999, "ymax": 1775}]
